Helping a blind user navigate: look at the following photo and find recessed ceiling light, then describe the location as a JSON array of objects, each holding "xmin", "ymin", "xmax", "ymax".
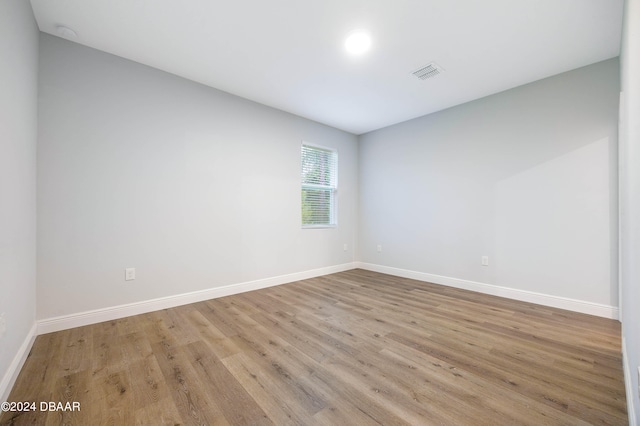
[
  {"xmin": 344, "ymin": 30, "xmax": 371, "ymax": 55},
  {"xmin": 56, "ymin": 25, "xmax": 77, "ymax": 39}
]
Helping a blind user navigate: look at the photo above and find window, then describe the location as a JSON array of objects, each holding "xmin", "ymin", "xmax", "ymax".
[{"xmin": 301, "ymin": 143, "xmax": 338, "ymax": 227}]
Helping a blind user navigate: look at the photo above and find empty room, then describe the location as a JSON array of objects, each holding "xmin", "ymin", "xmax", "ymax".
[{"xmin": 2, "ymin": 0, "xmax": 639, "ymax": 424}]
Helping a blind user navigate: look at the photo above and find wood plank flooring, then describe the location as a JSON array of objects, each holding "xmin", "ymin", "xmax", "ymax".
[{"xmin": 0, "ymin": 269, "xmax": 627, "ymax": 425}]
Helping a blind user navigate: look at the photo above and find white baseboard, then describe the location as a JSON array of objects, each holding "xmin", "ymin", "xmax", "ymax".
[
  {"xmin": 622, "ymin": 337, "xmax": 637, "ymax": 426},
  {"xmin": 0, "ymin": 323, "xmax": 37, "ymax": 403},
  {"xmin": 355, "ymin": 262, "xmax": 619, "ymax": 319},
  {"xmin": 37, "ymin": 263, "xmax": 356, "ymax": 335}
]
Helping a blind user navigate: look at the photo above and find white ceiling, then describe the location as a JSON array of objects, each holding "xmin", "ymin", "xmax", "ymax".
[{"xmin": 29, "ymin": 0, "xmax": 623, "ymax": 135}]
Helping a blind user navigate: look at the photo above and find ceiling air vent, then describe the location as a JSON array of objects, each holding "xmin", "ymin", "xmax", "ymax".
[{"xmin": 412, "ymin": 62, "xmax": 444, "ymax": 80}]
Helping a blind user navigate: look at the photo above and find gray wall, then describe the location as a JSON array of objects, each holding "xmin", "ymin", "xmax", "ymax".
[
  {"xmin": 37, "ymin": 34, "xmax": 358, "ymax": 320},
  {"xmin": 620, "ymin": 0, "xmax": 640, "ymax": 422},
  {"xmin": 359, "ymin": 59, "xmax": 619, "ymax": 309},
  {"xmin": 0, "ymin": 0, "xmax": 39, "ymax": 399}
]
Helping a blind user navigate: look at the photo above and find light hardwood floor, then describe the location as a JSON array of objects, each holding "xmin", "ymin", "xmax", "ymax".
[{"xmin": 1, "ymin": 269, "xmax": 627, "ymax": 425}]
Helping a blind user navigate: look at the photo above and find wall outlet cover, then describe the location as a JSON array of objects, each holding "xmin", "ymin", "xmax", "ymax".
[
  {"xmin": 0, "ymin": 313, "xmax": 6, "ymax": 338},
  {"xmin": 125, "ymin": 267, "xmax": 136, "ymax": 281}
]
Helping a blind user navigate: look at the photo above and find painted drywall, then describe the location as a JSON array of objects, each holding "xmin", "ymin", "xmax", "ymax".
[
  {"xmin": 620, "ymin": 0, "xmax": 640, "ymax": 422},
  {"xmin": 494, "ymin": 138, "xmax": 611, "ymax": 304},
  {"xmin": 0, "ymin": 0, "xmax": 38, "ymax": 400},
  {"xmin": 359, "ymin": 59, "xmax": 619, "ymax": 309},
  {"xmin": 37, "ymin": 34, "xmax": 358, "ymax": 320}
]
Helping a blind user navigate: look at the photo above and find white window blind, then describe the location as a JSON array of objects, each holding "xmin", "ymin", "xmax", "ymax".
[{"xmin": 301, "ymin": 144, "xmax": 338, "ymax": 227}]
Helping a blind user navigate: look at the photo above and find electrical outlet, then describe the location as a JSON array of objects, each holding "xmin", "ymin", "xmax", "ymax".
[
  {"xmin": 125, "ymin": 267, "xmax": 136, "ymax": 281},
  {"xmin": 481, "ymin": 256, "xmax": 489, "ymax": 266},
  {"xmin": 377, "ymin": 244, "xmax": 382, "ymax": 252},
  {"xmin": 0, "ymin": 313, "xmax": 6, "ymax": 338},
  {"xmin": 343, "ymin": 243, "xmax": 348, "ymax": 251}
]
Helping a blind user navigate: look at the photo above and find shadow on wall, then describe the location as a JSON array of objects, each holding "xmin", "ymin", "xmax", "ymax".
[{"xmin": 495, "ymin": 138, "xmax": 613, "ymax": 305}]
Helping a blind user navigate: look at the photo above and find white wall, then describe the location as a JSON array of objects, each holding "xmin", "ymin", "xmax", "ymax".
[
  {"xmin": 620, "ymin": 0, "xmax": 640, "ymax": 423},
  {"xmin": 495, "ymin": 138, "xmax": 612, "ymax": 303},
  {"xmin": 0, "ymin": 0, "xmax": 39, "ymax": 400},
  {"xmin": 359, "ymin": 59, "xmax": 619, "ymax": 313},
  {"xmin": 37, "ymin": 34, "xmax": 358, "ymax": 320}
]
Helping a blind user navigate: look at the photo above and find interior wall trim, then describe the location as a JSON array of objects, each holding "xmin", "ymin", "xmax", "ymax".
[
  {"xmin": 37, "ymin": 263, "xmax": 357, "ymax": 335},
  {"xmin": 0, "ymin": 323, "xmax": 37, "ymax": 403},
  {"xmin": 622, "ymin": 337, "xmax": 637, "ymax": 426},
  {"xmin": 355, "ymin": 262, "xmax": 619, "ymax": 320}
]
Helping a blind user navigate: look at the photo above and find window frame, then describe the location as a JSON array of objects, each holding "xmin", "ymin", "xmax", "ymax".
[{"xmin": 301, "ymin": 142, "xmax": 338, "ymax": 229}]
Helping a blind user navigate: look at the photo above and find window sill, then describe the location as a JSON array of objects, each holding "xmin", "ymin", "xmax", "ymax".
[{"xmin": 302, "ymin": 224, "xmax": 337, "ymax": 229}]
